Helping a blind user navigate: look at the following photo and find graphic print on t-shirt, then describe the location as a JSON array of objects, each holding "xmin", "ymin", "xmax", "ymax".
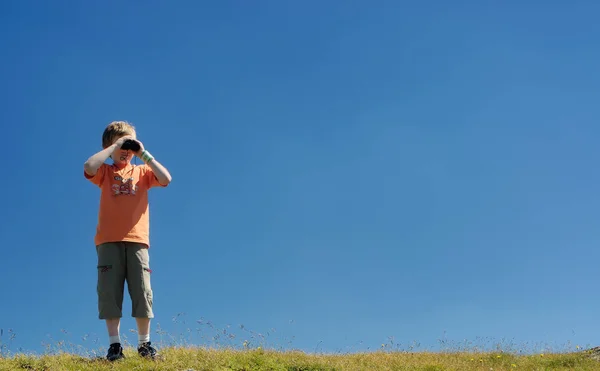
[{"xmin": 111, "ymin": 175, "xmax": 138, "ymax": 196}]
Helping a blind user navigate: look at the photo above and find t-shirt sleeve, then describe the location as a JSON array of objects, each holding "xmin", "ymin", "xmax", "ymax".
[
  {"xmin": 143, "ymin": 165, "xmax": 168, "ymax": 189},
  {"xmin": 84, "ymin": 163, "xmax": 107, "ymax": 187}
]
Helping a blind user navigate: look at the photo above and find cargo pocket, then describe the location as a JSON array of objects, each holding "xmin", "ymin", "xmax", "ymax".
[
  {"xmin": 97, "ymin": 265, "xmax": 113, "ymax": 293},
  {"xmin": 142, "ymin": 266, "xmax": 153, "ymax": 306},
  {"xmin": 146, "ymin": 289, "xmax": 154, "ymax": 309},
  {"xmin": 96, "ymin": 264, "xmax": 120, "ymax": 319},
  {"xmin": 98, "ymin": 265, "xmax": 113, "ymax": 273}
]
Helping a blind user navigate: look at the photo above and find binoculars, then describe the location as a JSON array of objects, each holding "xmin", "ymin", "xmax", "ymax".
[{"xmin": 121, "ymin": 139, "xmax": 141, "ymax": 152}]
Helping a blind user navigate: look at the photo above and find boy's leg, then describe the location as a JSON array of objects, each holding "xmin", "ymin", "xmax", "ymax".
[
  {"xmin": 97, "ymin": 243, "xmax": 127, "ymax": 360},
  {"xmin": 125, "ymin": 243, "xmax": 156, "ymax": 357},
  {"xmin": 105, "ymin": 318, "xmax": 120, "ymax": 338},
  {"xmin": 135, "ymin": 317, "xmax": 150, "ymax": 342}
]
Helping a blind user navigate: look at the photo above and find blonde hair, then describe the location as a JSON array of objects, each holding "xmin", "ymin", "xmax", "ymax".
[{"xmin": 102, "ymin": 121, "xmax": 136, "ymax": 148}]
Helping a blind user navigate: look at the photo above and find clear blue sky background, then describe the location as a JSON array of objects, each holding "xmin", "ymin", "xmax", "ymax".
[{"xmin": 1, "ymin": 0, "xmax": 600, "ymax": 356}]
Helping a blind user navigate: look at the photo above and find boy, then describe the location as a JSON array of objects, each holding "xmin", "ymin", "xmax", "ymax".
[{"xmin": 83, "ymin": 121, "xmax": 172, "ymax": 361}]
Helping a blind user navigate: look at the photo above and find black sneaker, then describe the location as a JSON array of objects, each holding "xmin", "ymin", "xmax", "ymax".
[
  {"xmin": 106, "ymin": 343, "xmax": 125, "ymax": 361},
  {"xmin": 138, "ymin": 341, "xmax": 158, "ymax": 359}
]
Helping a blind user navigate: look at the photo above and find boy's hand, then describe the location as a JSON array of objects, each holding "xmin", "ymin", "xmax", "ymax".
[
  {"xmin": 132, "ymin": 139, "xmax": 145, "ymax": 157},
  {"xmin": 112, "ymin": 135, "xmax": 135, "ymax": 152}
]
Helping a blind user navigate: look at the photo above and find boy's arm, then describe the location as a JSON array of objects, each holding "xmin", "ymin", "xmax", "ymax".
[
  {"xmin": 84, "ymin": 136, "xmax": 133, "ymax": 176},
  {"xmin": 146, "ymin": 159, "xmax": 172, "ymax": 186},
  {"xmin": 132, "ymin": 140, "xmax": 172, "ymax": 186},
  {"xmin": 84, "ymin": 144, "xmax": 117, "ymax": 176}
]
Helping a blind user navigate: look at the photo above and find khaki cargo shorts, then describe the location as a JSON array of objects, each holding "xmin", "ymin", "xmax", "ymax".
[{"xmin": 96, "ymin": 242, "xmax": 154, "ymax": 319}]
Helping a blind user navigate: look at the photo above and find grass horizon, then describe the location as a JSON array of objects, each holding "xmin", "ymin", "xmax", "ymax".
[
  {"xmin": 1, "ymin": 346, "xmax": 600, "ymax": 370},
  {"xmin": 2, "ymin": 314, "xmax": 599, "ymax": 370}
]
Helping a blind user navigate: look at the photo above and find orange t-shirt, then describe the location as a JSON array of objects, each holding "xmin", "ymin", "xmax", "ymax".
[{"xmin": 85, "ymin": 163, "xmax": 166, "ymax": 247}]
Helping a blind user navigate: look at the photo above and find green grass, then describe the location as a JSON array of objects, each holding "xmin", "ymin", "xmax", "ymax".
[
  {"xmin": 2, "ymin": 320, "xmax": 599, "ymax": 370},
  {"xmin": 1, "ymin": 347, "xmax": 600, "ymax": 370}
]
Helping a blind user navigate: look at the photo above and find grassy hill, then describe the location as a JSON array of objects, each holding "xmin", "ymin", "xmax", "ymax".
[{"xmin": 1, "ymin": 347, "xmax": 600, "ymax": 370}]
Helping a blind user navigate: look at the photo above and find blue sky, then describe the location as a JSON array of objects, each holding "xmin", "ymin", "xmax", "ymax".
[{"xmin": 1, "ymin": 0, "xmax": 600, "ymax": 355}]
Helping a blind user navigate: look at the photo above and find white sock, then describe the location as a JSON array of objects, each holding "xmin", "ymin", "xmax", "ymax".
[
  {"xmin": 138, "ymin": 334, "xmax": 150, "ymax": 345},
  {"xmin": 109, "ymin": 335, "xmax": 121, "ymax": 345}
]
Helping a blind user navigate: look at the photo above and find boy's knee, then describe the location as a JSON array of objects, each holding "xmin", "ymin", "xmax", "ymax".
[
  {"xmin": 131, "ymin": 290, "xmax": 154, "ymax": 318},
  {"xmin": 97, "ymin": 243, "xmax": 127, "ymax": 320},
  {"xmin": 126, "ymin": 246, "xmax": 154, "ymax": 318},
  {"xmin": 97, "ymin": 290, "xmax": 124, "ymax": 319},
  {"xmin": 129, "ymin": 277, "xmax": 153, "ymax": 318}
]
